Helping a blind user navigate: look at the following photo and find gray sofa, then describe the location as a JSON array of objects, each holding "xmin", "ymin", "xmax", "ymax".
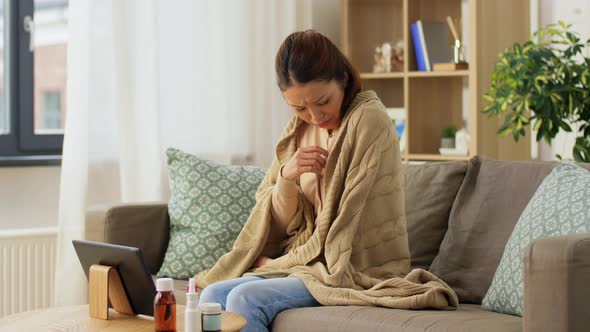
[{"xmin": 86, "ymin": 156, "xmax": 590, "ymax": 332}]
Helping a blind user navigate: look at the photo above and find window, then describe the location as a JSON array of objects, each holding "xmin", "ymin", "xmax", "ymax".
[
  {"xmin": 40, "ymin": 90, "xmax": 62, "ymax": 131},
  {"xmin": 0, "ymin": 0, "xmax": 68, "ymax": 160}
]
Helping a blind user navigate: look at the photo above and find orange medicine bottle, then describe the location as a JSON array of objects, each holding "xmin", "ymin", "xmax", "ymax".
[{"xmin": 154, "ymin": 278, "xmax": 176, "ymax": 332}]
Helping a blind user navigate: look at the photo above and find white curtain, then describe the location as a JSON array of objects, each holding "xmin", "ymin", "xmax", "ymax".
[{"xmin": 55, "ymin": 0, "xmax": 311, "ymax": 306}]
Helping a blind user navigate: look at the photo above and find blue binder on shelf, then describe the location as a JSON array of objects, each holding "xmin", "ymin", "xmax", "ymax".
[{"xmin": 410, "ymin": 23, "xmax": 428, "ymax": 71}]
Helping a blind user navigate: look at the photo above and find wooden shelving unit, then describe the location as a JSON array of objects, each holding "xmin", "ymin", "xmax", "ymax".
[
  {"xmin": 360, "ymin": 72, "xmax": 406, "ymax": 79},
  {"xmin": 406, "ymin": 70, "xmax": 469, "ymax": 78},
  {"xmin": 341, "ymin": 0, "xmax": 532, "ymax": 161}
]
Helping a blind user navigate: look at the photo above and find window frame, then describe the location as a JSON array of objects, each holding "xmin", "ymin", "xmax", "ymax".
[{"xmin": 0, "ymin": 0, "xmax": 64, "ymax": 164}]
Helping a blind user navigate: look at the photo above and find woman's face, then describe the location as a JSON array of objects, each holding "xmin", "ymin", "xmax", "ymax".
[{"xmin": 282, "ymin": 80, "xmax": 345, "ymax": 131}]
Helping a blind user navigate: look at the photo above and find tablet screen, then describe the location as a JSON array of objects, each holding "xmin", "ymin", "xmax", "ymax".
[{"xmin": 73, "ymin": 240, "xmax": 157, "ymax": 316}]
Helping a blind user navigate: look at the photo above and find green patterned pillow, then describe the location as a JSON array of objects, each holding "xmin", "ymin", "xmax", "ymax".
[
  {"xmin": 157, "ymin": 148, "xmax": 266, "ymax": 279},
  {"xmin": 482, "ymin": 161, "xmax": 590, "ymax": 316}
]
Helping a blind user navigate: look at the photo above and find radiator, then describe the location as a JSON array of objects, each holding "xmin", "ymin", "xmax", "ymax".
[{"xmin": 0, "ymin": 227, "xmax": 57, "ymax": 318}]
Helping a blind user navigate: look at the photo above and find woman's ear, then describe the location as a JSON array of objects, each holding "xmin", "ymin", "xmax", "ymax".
[{"xmin": 343, "ymin": 72, "xmax": 349, "ymax": 88}]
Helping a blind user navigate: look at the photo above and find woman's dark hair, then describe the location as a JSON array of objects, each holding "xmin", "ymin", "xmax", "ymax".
[{"xmin": 275, "ymin": 30, "xmax": 362, "ymax": 114}]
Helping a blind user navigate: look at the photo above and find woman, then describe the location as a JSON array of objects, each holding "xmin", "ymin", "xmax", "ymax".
[{"xmin": 197, "ymin": 30, "xmax": 457, "ymax": 332}]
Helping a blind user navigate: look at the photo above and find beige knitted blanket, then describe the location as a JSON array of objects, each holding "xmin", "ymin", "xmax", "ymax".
[{"xmin": 195, "ymin": 91, "xmax": 458, "ymax": 309}]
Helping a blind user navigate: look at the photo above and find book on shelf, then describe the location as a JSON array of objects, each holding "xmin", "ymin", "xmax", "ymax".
[
  {"xmin": 411, "ymin": 20, "xmax": 453, "ymax": 71},
  {"xmin": 410, "ymin": 23, "xmax": 428, "ymax": 71}
]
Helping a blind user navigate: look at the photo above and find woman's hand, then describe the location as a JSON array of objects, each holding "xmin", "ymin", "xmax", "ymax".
[
  {"xmin": 281, "ymin": 146, "xmax": 329, "ymax": 181},
  {"xmin": 252, "ymin": 255, "xmax": 273, "ymax": 268}
]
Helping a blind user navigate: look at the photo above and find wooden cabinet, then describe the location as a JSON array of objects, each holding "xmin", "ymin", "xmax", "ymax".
[{"xmin": 341, "ymin": 0, "xmax": 532, "ymax": 161}]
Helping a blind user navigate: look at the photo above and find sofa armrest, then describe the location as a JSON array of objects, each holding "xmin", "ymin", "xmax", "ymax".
[
  {"xmin": 85, "ymin": 204, "xmax": 110, "ymax": 243},
  {"xmin": 523, "ymin": 233, "xmax": 590, "ymax": 332},
  {"xmin": 86, "ymin": 202, "xmax": 170, "ymax": 275}
]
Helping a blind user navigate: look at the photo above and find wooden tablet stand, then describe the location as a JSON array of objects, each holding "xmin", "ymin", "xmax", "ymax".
[{"xmin": 88, "ymin": 264, "xmax": 134, "ymax": 320}]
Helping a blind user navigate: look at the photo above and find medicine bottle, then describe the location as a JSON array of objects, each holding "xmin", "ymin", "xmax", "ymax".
[
  {"xmin": 199, "ymin": 302, "xmax": 222, "ymax": 332},
  {"xmin": 154, "ymin": 277, "xmax": 176, "ymax": 332}
]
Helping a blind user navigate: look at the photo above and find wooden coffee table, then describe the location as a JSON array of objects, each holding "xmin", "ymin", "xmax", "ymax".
[{"xmin": 0, "ymin": 304, "xmax": 247, "ymax": 331}]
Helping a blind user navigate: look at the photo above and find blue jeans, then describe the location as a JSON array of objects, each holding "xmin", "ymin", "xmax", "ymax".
[{"xmin": 199, "ymin": 276, "xmax": 321, "ymax": 332}]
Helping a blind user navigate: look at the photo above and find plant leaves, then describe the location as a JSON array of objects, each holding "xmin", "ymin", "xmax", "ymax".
[
  {"xmin": 573, "ymin": 136, "xmax": 590, "ymax": 163},
  {"xmin": 559, "ymin": 120, "xmax": 572, "ymax": 132},
  {"xmin": 534, "ymin": 118, "xmax": 543, "ymax": 131},
  {"xmin": 483, "ymin": 21, "xmax": 589, "ymax": 156},
  {"xmin": 497, "ymin": 123, "xmax": 513, "ymax": 137}
]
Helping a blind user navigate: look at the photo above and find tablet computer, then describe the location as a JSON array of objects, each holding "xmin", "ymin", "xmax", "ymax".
[{"xmin": 72, "ymin": 239, "xmax": 157, "ymax": 316}]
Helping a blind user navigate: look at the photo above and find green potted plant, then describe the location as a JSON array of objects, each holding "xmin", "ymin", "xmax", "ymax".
[
  {"xmin": 441, "ymin": 124, "xmax": 457, "ymax": 149},
  {"xmin": 483, "ymin": 21, "xmax": 590, "ymax": 162}
]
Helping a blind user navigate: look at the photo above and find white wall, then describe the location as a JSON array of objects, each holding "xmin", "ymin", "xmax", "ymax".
[
  {"xmin": 538, "ymin": 0, "xmax": 590, "ymax": 160},
  {"xmin": 311, "ymin": 0, "xmax": 341, "ymax": 46},
  {"xmin": 0, "ymin": 167, "xmax": 61, "ymax": 230}
]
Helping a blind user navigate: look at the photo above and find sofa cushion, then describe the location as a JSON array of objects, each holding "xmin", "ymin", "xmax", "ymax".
[
  {"xmin": 157, "ymin": 148, "xmax": 266, "ymax": 279},
  {"xmin": 429, "ymin": 156, "xmax": 590, "ymax": 304},
  {"xmin": 271, "ymin": 304, "xmax": 521, "ymax": 332},
  {"xmin": 482, "ymin": 161, "xmax": 590, "ymax": 316},
  {"xmin": 403, "ymin": 161, "xmax": 467, "ymax": 270},
  {"xmin": 105, "ymin": 203, "xmax": 170, "ymax": 274},
  {"xmin": 164, "ymin": 278, "xmax": 521, "ymax": 332}
]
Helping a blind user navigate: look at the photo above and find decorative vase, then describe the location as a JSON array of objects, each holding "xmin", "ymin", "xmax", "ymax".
[{"xmin": 441, "ymin": 137, "xmax": 455, "ymax": 149}]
